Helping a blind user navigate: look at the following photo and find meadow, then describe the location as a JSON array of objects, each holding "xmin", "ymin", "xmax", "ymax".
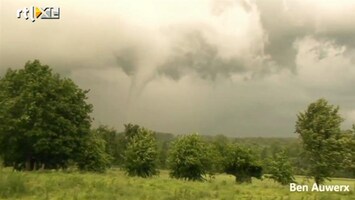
[{"xmin": 0, "ymin": 168, "xmax": 354, "ymax": 200}]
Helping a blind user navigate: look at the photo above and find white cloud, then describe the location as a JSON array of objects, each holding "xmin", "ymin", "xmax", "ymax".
[{"xmin": 295, "ymin": 36, "xmax": 355, "ymax": 88}]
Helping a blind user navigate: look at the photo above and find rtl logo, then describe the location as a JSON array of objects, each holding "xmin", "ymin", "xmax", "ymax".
[{"xmin": 17, "ymin": 6, "xmax": 60, "ymax": 22}]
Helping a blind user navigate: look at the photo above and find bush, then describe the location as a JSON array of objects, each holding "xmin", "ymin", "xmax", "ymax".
[
  {"xmin": 168, "ymin": 133, "xmax": 212, "ymax": 181},
  {"xmin": 123, "ymin": 128, "xmax": 159, "ymax": 177},
  {"xmin": 222, "ymin": 144, "xmax": 263, "ymax": 183},
  {"xmin": 76, "ymin": 132, "xmax": 112, "ymax": 172},
  {"xmin": 267, "ymin": 151, "xmax": 295, "ymax": 185}
]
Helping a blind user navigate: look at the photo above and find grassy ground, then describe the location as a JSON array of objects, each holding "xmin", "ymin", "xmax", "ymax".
[{"xmin": 0, "ymin": 168, "xmax": 354, "ymax": 200}]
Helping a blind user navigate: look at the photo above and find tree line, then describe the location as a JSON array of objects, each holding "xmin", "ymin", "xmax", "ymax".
[{"xmin": 0, "ymin": 61, "xmax": 354, "ymax": 186}]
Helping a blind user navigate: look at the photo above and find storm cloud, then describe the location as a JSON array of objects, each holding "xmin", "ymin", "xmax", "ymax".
[{"xmin": 1, "ymin": 0, "xmax": 355, "ymax": 136}]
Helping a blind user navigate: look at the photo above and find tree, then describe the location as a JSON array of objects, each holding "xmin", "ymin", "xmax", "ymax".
[
  {"xmin": 295, "ymin": 98, "xmax": 348, "ymax": 185},
  {"xmin": 76, "ymin": 131, "xmax": 112, "ymax": 172},
  {"xmin": 210, "ymin": 135, "xmax": 230, "ymax": 173},
  {"xmin": 113, "ymin": 133, "xmax": 127, "ymax": 166},
  {"xmin": 341, "ymin": 128, "xmax": 355, "ymax": 177},
  {"xmin": 222, "ymin": 144, "xmax": 263, "ymax": 183},
  {"xmin": 267, "ymin": 151, "xmax": 295, "ymax": 185},
  {"xmin": 157, "ymin": 141, "xmax": 170, "ymax": 169},
  {"xmin": 123, "ymin": 127, "xmax": 159, "ymax": 177},
  {"xmin": 124, "ymin": 123, "xmax": 140, "ymax": 141},
  {"xmin": 168, "ymin": 133, "xmax": 213, "ymax": 181},
  {"xmin": 92, "ymin": 125, "xmax": 120, "ymax": 162},
  {"xmin": 0, "ymin": 60, "xmax": 93, "ymax": 170}
]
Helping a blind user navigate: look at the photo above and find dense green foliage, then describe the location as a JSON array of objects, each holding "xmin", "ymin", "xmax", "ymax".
[
  {"xmin": 76, "ymin": 131, "xmax": 112, "ymax": 172},
  {"xmin": 168, "ymin": 134, "xmax": 213, "ymax": 181},
  {"xmin": 222, "ymin": 144, "xmax": 263, "ymax": 183},
  {"xmin": 0, "ymin": 60, "xmax": 93, "ymax": 170},
  {"xmin": 123, "ymin": 127, "xmax": 159, "ymax": 177},
  {"xmin": 348, "ymin": 127, "xmax": 355, "ymax": 176},
  {"xmin": 295, "ymin": 99, "xmax": 352, "ymax": 185},
  {"xmin": 267, "ymin": 151, "xmax": 295, "ymax": 185},
  {"xmin": 93, "ymin": 125, "xmax": 118, "ymax": 158}
]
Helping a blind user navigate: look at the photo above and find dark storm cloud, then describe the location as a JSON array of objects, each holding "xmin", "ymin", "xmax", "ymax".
[
  {"xmin": 157, "ymin": 31, "xmax": 247, "ymax": 81},
  {"xmin": 255, "ymin": 0, "xmax": 314, "ymax": 71}
]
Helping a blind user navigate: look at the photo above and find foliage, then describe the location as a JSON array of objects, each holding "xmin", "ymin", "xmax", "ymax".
[
  {"xmin": 0, "ymin": 60, "xmax": 93, "ymax": 170},
  {"xmin": 124, "ymin": 123, "xmax": 141, "ymax": 141},
  {"xmin": 123, "ymin": 128, "xmax": 159, "ymax": 177},
  {"xmin": 92, "ymin": 125, "xmax": 121, "ymax": 164},
  {"xmin": 222, "ymin": 144, "xmax": 263, "ymax": 183},
  {"xmin": 76, "ymin": 132, "xmax": 112, "ymax": 172},
  {"xmin": 109, "ymin": 123, "xmax": 141, "ymax": 166},
  {"xmin": 168, "ymin": 133, "xmax": 213, "ymax": 181},
  {"xmin": 342, "ymin": 128, "xmax": 355, "ymax": 177},
  {"xmin": 208, "ymin": 135, "xmax": 230, "ymax": 174},
  {"xmin": 157, "ymin": 141, "xmax": 170, "ymax": 169},
  {"xmin": 295, "ymin": 98, "xmax": 349, "ymax": 185},
  {"xmin": 267, "ymin": 151, "xmax": 295, "ymax": 185}
]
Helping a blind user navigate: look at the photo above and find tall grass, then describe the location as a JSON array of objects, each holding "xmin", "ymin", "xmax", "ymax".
[
  {"xmin": 0, "ymin": 168, "xmax": 353, "ymax": 199},
  {"xmin": 0, "ymin": 170, "xmax": 28, "ymax": 198}
]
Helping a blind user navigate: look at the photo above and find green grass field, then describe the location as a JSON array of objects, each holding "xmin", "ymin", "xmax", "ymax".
[{"xmin": 0, "ymin": 168, "xmax": 354, "ymax": 200}]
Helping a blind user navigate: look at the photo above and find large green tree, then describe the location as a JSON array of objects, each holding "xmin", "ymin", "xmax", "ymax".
[
  {"xmin": 168, "ymin": 133, "xmax": 213, "ymax": 181},
  {"xmin": 0, "ymin": 60, "xmax": 93, "ymax": 170},
  {"xmin": 295, "ymin": 98, "xmax": 349, "ymax": 185}
]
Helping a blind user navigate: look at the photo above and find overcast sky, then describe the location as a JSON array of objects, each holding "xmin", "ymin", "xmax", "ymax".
[{"xmin": 1, "ymin": 0, "xmax": 355, "ymax": 137}]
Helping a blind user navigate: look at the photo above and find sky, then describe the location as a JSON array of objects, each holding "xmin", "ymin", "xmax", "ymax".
[{"xmin": 1, "ymin": 0, "xmax": 355, "ymax": 137}]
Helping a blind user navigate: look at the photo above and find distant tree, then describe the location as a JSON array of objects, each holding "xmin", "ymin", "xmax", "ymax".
[
  {"xmin": 158, "ymin": 141, "xmax": 170, "ymax": 169},
  {"xmin": 168, "ymin": 133, "xmax": 213, "ymax": 181},
  {"xmin": 222, "ymin": 144, "xmax": 263, "ymax": 183},
  {"xmin": 210, "ymin": 135, "xmax": 230, "ymax": 173},
  {"xmin": 212, "ymin": 135, "xmax": 229, "ymax": 156},
  {"xmin": 267, "ymin": 151, "xmax": 295, "ymax": 185},
  {"xmin": 0, "ymin": 60, "xmax": 93, "ymax": 170},
  {"xmin": 123, "ymin": 127, "xmax": 159, "ymax": 177},
  {"xmin": 124, "ymin": 123, "xmax": 140, "ymax": 141},
  {"xmin": 270, "ymin": 142, "xmax": 282, "ymax": 158},
  {"xmin": 111, "ymin": 123, "xmax": 142, "ymax": 167},
  {"xmin": 93, "ymin": 125, "xmax": 119, "ymax": 160},
  {"xmin": 342, "ymin": 128, "xmax": 355, "ymax": 177},
  {"xmin": 113, "ymin": 133, "xmax": 126, "ymax": 166},
  {"xmin": 295, "ymin": 98, "xmax": 349, "ymax": 185},
  {"xmin": 76, "ymin": 131, "xmax": 112, "ymax": 172}
]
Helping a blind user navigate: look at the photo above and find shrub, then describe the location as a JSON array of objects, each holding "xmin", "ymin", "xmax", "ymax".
[
  {"xmin": 168, "ymin": 133, "xmax": 212, "ymax": 181},
  {"xmin": 123, "ymin": 128, "xmax": 159, "ymax": 177},
  {"xmin": 267, "ymin": 151, "xmax": 295, "ymax": 185},
  {"xmin": 76, "ymin": 132, "xmax": 112, "ymax": 172},
  {"xmin": 222, "ymin": 144, "xmax": 263, "ymax": 183}
]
